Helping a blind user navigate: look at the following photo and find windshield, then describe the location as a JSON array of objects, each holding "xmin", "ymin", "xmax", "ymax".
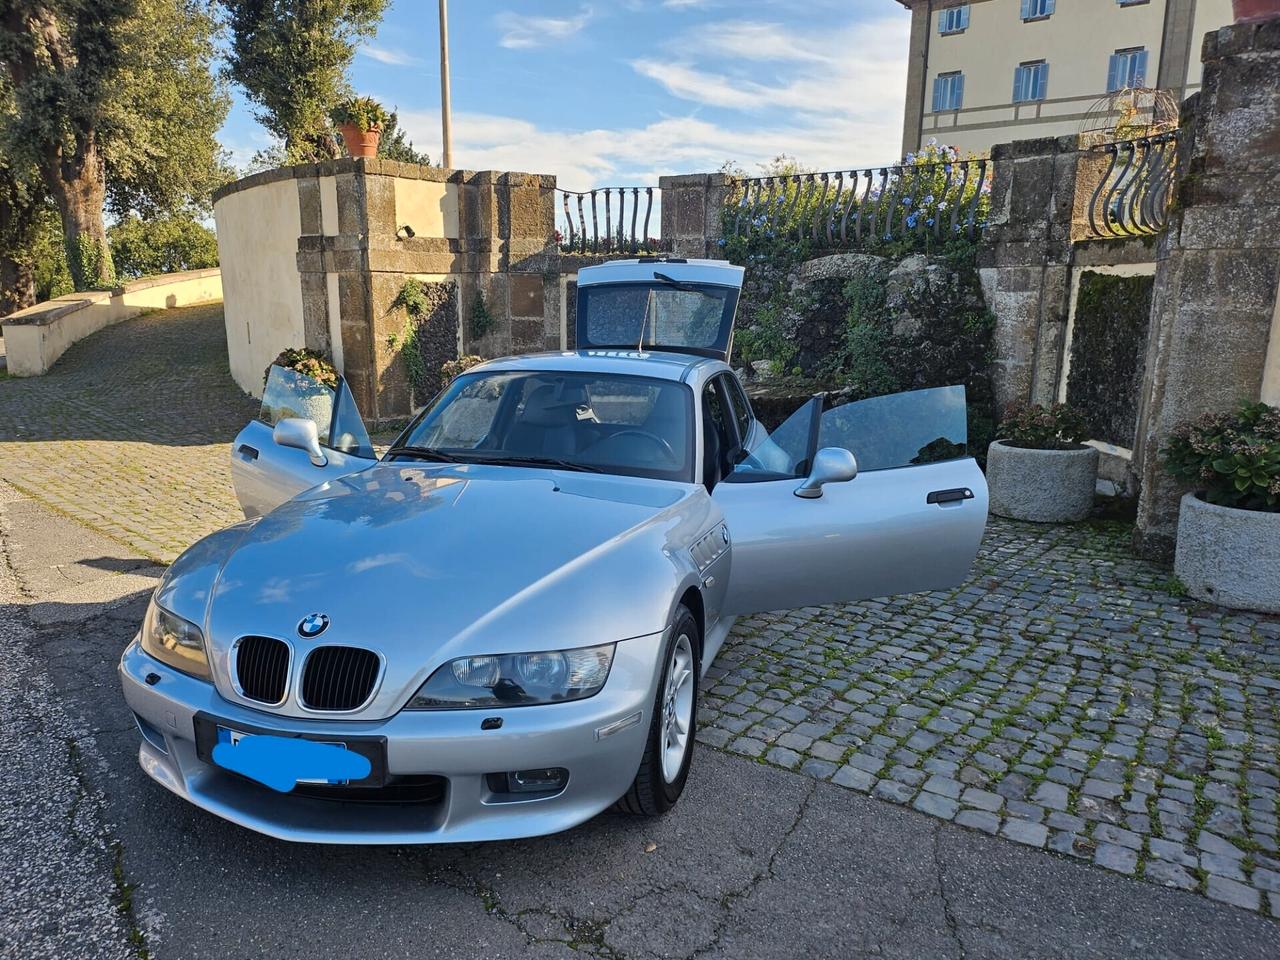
[
  {"xmin": 578, "ymin": 282, "xmax": 738, "ymax": 357},
  {"xmin": 394, "ymin": 370, "xmax": 695, "ymax": 483}
]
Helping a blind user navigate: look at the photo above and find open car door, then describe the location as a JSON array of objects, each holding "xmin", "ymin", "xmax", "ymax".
[
  {"xmin": 712, "ymin": 385, "xmax": 988, "ymax": 616},
  {"xmin": 229, "ymin": 365, "xmax": 378, "ymax": 518}
]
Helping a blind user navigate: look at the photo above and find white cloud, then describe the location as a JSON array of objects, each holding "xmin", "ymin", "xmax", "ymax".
[
  {"xmin": 662, "ymin": 0, "xmax": 714, "ymax": 8},
  {"xmin": 359, "ymin": 44, "xmax": 423, "ymax": 67},
  {"xmin": 495, "ymin": 6, "xmax": 592, "ymax": 49}
]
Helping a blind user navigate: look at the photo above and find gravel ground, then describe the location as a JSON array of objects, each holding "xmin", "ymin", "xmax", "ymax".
[{"xmin": 0, "ymin": 485, "xmax": 135, "ymax": 960}]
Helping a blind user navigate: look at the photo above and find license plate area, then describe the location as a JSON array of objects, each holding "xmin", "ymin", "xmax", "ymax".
[{"xmin": 193, "ymin": 712, "xmax": 387, "ymax": 789}]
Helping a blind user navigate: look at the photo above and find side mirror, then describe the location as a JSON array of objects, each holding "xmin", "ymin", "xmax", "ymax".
[
  {"xmin": 274, "ymin": 417, "xmax": 328, "ymax": 467},
  {"xmin": 794, "ymin": 447, "xmax": 857, "ymax": 499}
]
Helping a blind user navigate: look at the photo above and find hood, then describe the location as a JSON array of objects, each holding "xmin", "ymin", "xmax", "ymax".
[{"xmin": 202, "ymin": 463, "xmax": 708, "ymax": 718}]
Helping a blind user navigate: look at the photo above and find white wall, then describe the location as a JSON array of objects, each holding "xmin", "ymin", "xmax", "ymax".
[{"xmin": 215, "ymin": 178, "xmax": 306, "ymax": 396}]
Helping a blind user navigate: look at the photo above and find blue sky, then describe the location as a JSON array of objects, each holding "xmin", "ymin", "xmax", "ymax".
[{"xmin": 219, "ymin": 0, "xmax": 912, "ymax": 190}]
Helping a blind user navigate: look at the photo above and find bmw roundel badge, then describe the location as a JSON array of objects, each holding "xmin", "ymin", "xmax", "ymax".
[{"xmin": 298, "ymin": 613, "xmax": 330, "ymax": 638}]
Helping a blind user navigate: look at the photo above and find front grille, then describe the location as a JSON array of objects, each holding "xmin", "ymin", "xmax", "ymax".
[
  {"xmin": 234, "ymin": 636, "xmax": 290, "ymax": 704},
  {"xmin": 301, "ymin": 646, "xmax": 380, "ymax": 711}
]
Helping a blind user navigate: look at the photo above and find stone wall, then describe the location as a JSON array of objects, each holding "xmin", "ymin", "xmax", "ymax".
[
  {"xmin": 214, "ymin": 160, "xmax": 560, "ymax": 424},
  {"xmin": 1133, "ymin": 19, "xmax": 1280, "ymax": 559}
]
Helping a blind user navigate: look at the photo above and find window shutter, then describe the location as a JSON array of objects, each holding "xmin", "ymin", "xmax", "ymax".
[
  {"xmin": 959, "ymin": 5, "xmax": 970, "ymax": 29},
  {"xmin": 1037, "ymin": 63, "xmax": 1049, "ymax": 99},
  {"xmin": 932, "ymin": 77, "xmax": 943, "ymax": 112},
  {"xmin": 1020, "ymin": 0, "xmax": 1032, "ymax": 19},
  {"xmin": 1107, "ymin": 53, "xmax": 1120, "ymax": 93},
  {"xmin": 954, "ymin": 73, "xmax": 964, "ymax": 110},
  {"xmin": 1045, "ymin": 0, "xmax": 1056, "ymax": 14},
  {"xmin": 1012, "ymin": 67, "xmax": 1023, "ymax": 102},
  {"xmin": 1135, "ymin": 49, "xmax": 1148, "ymax": 86}
]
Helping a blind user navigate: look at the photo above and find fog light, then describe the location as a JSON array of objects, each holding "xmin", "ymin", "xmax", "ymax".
[{"xmin": 507, "ymin": 767, "xmax": 568, "ymax": 793}]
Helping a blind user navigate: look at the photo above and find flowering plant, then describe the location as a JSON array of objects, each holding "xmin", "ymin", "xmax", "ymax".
[
  {"xmin": 998, "ymin": 403, "xmax": 1089, "ymax": 450},
  {"xmin": 266, "ymin": 348, "xmax": 339, "ymax": 390},
  {"xmin": 330, "ymin": 96, "xmax": 389, "ymax": 133},
  {"xmin": 1162, "ymin": 402, "xmax": 1280, "ymax": 513}
]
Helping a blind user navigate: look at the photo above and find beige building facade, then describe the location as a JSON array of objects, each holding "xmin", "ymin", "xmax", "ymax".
[{"xmin": 897, "ymin": 0, "xmax": 1234, "ymax": 156}]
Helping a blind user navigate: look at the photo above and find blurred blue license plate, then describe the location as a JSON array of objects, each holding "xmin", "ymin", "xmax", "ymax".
[{"xmin": 216, "ymin": 725, "xmax": 350, "ymax": 785}]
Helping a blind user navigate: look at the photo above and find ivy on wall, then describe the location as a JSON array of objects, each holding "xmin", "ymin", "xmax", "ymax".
[
  {"xmin": 388, "ymin": 278, "xmax": 460, "ymax": 404},
  {"xmin": 1065, "ymin": 271, "xmax": 1154, "ymax": 448}
]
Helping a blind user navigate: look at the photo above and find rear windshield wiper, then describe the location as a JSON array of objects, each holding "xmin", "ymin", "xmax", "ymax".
[
  {"xmin": 652, "ymin": 271, "xmax": 702, "ymax": 292},
  {"xmin": 385, "ymin": 445, "xmax": 465, "ymax": 463},
  {"xmin": 472, "ymin": 455, "xmax": 603, "ymax": 473}
]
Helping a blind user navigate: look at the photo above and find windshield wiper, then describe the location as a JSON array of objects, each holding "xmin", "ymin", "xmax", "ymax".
[
  {"xmin": 652, "ymin": 271, "xmax": 702, "ymax": 292},
  {"xmin": 385, "ymin": 445, "xmax": 464, "ymax": 463},
  {"xmin": 470, "ymin": 455, "xmax": 603, "ymax": 473}
]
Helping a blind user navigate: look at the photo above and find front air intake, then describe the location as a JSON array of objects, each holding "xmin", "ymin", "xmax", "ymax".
[
  {"xmin": 300, "ymin": 646, "xmax": 381, "ymax": 711},
  {"xmin": 234, "ymin": 636, "xmax": 290, "ymax": 705}
]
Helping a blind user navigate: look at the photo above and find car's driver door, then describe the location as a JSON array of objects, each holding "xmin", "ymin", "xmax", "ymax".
[
  {"xmin": 229, "ymin": 365, "xmax": 378, "ymax": 518},
  {"xmin": 712, "ymin": 385, "xmax": 988, "ymax": 616}
]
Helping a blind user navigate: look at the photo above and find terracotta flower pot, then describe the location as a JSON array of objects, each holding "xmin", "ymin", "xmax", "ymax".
[
  {"xmin": 340, "ymin": 123, "xmax": 381, "ymax": 159},
  {"xmin": 1232, "ymin": 0, "xmax": 1280, "ymax": 22}
]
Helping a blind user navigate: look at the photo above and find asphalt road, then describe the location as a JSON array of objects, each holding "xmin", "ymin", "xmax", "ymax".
[{"xmin": 3, "ymin": 483, "xmax": 1278, "ymax": 960}]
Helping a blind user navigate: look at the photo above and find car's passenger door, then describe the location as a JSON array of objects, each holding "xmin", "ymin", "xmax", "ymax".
[
  {"xmin": 712, "ymin": 385, "xmax": 987, "ymax": 616},
  {"xmin": 230, "ymin": 365, "xmax": 378, "ymax": 518}
]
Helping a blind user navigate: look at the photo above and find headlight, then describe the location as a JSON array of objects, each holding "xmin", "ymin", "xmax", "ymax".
[
  {"xmin": 405, "ymin": 643, "xmax": 615, "ymax": 710},
  {"xmin": 140, "ymin": 596, "xmax": 211, "ymax": 680}
]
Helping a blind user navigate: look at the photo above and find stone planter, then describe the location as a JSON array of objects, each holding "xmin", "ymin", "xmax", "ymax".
[
  {"xmin": 985, "ymin": 440, "xmax": 1099, "ymax": 522},
  {"xmin": 1173, "ymin": 493, "xmax": 1280, "ymax": 613}
]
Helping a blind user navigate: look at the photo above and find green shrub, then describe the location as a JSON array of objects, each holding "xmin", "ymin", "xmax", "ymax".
[
  {"xmin": 266, "ymin": 347, "xmax": 338, "ymax": 389},
  {"xmin": 1162, "ymin": 401, "xmax": 1280, "ymax": 512},
  {"xmin": 998, "ymin": 403, "xmax": 1090, "ymax": 450}
]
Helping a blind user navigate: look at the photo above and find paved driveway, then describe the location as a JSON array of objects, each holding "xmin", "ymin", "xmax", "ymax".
[
  {"xmin": 0, "ymin": 306, "xmax": 1278, "ymax": 958},
  {"xmin": 0, "ymin": 303, "xmax": 257, "ymax": 561}
]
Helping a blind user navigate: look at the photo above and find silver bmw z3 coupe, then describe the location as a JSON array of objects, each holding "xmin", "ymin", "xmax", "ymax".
[{"xmin": 119, "ymin": 256, "xmax": 989, "ymax": 844}]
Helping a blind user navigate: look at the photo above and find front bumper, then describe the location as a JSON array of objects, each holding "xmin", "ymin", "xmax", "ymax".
[{"xmin": 119, "ymin": 632, "xmax": 662, "ymax": 844}]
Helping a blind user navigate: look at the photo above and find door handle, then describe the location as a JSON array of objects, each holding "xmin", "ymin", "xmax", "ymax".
[
  {"xmin": 237, "ymin": 444, "xmax": 259, "ymax": 461},
  {"xmin": 927, "ymin": 487, "xmax": 973, "ymax": 505}
]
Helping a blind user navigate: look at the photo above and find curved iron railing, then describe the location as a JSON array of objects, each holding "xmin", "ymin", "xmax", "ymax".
[
  {"xmin": 1085, "ymin": 133, "xmax": 1178, "ymax": 238},
  {"xmin": 728, "ymin": 158, "xmax": 991, "ymax": 248},
  {"xmin": 556, "ymin": 186, "xmax": 667, "ymax": 255}
]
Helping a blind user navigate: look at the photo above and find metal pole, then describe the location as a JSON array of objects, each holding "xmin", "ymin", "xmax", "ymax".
[{"xmin": 438, "ymin": 0, "xmax": 453, "ymax": 169}]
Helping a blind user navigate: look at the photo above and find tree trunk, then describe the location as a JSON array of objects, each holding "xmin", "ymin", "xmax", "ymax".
[
  {"xmin": 0, "ymin": 254, "xmax": 35, "ymax": 317},
  {"xmin": 42, "ymin": 141, "xmax": 114, "ymax": 291}
]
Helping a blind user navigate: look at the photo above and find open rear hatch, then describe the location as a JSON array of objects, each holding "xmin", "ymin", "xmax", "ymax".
[{"xmin": 575, "ymin": 257, "xmax": 745, "ymax": 362}]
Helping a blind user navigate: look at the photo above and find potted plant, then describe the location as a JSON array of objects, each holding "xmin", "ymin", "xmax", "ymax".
[
  {"xmin": 264, "ymin": 347, "xmax": 339, "ymax": 428},
  {"xmin": 331, "ymin": 96, "xmax": 389, "ymax": 159},
  {"xmin": 986, "ymin": 403, "xmax": 1098, "ymax": 522},
  {"xmin": 1163, "ymin": 401, "xmax": 1280, "ymax": 613}
]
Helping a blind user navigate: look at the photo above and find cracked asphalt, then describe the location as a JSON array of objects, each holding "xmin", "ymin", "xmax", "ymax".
[{"xmin": 3, "ymin": 484, "xmax": 1279, "ymax": 959}]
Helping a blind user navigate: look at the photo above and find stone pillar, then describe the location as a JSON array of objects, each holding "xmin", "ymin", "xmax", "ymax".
[
  {"xmin": 977, "ymin": 136, "xmax": 1088, "ymax": 413},
  {"xmin": 658, "ymin": 174, "xmax": 730, "ymax": 259},
  {"xmin": 1133, "ymin": 19, "xmax": 1280, "ymax": 560},
  {"xmin": 899, "ymin": 0, "xmax": 931, "ymax": 157}
]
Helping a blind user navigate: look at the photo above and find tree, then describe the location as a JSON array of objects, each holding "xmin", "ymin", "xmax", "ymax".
[
  {"xmin": 378, "ymin": 111, "xmax": 430, "ymax": 165},
  {"xmin": 0, "ymin": 1, "xmax": 230, "ymax": 291},
  {"xmin": 221, "ymin": 0, "xmax": 389, "ymax": 164},
  {"xmin": 109, "ymin": 214, "xmax": 219, "ymax": 279}
]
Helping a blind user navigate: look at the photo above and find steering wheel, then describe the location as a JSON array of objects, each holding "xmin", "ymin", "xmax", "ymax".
[{"xmin": 586, "ymin": 429, "xmax": 676, "ymax": 463}]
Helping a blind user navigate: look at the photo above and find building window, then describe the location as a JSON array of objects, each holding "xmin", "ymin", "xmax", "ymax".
[
  {"xmin": 932, "ymin": 72, "xmax": 965, "ymax": 112},
  {"xmin": 1107, "ymin": 48, "xmax": 1148, "ymax": 91},
  {"xmin": 1020, "ymin": 0, "xmax": 1055, "ymax": 20},
  {"xmin": 1012, "ymin": 61, "xmax": 1049, "ymax": 102},
  {"xmin": 1116, "ymin": 0, "xmax": 1149, "ymax": 6},
  {"xmin": 938, "ymin": 4, "xmax": 969, "ymax": 34}
]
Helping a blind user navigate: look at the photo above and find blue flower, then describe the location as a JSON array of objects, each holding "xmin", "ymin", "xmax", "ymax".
[
  {"xmin": 906, "ymin": 212, "xmax": 919, "ymax": 229},
  {"xmin": 717, "ymin": 237, "xmax": 726, "ymax": 247},
  {"xmin": 927, "ymin": 137, "xmax": 938, "ymax": 147},
  {"xmin": 924, "ymin": 194, "xmax": 935, "ymax": 205},
  {"xmin": 926, "ymin": 217, "xmax": 935, "ymax": 227},
  {"xmin": 902, "ymin": 196, "xmax": 912, "ymax": 207}
]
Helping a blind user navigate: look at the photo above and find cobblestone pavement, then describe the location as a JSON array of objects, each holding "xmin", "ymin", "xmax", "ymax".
[
  {"xmin": 0, "ymin": 304, "xmax": 256, "ymax": 561},
  {"xmin": 699, "ymin": 518, "xmax": 1280, "ymax": 916}
]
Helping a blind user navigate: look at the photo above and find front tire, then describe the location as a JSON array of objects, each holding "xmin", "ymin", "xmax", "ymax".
[{"xmin": 617, "ymin": 605, "xmax": 700, "ymax": 816}]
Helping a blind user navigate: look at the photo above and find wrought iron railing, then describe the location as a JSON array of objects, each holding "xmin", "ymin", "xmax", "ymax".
[
  {"xmin": 556, "ymin": 187, "xmax": 667, "ymax": 255},
  {"xmin": 1085, "ymin": 133, "xmax": 1178, "ymax": 238},
  {"xmin": 728, "ymin": 158, "xmax": 991, "ymax": 248}
]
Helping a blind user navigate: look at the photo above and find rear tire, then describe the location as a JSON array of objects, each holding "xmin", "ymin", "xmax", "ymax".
[{"xmin": 616, "ymin": 605, "xmax": 700, "ymax": 817}]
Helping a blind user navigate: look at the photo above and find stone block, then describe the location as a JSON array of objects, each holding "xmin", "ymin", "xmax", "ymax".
[{"xmin": 509, "ymin": 273, "xmax": 545, "ymax": 319}]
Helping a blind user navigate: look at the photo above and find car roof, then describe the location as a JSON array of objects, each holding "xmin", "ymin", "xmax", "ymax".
[
  {"xmin": 473, "ymin": 350, "xmax": 724, "ymax": 384},
  {"xmin": 576, "ymin": 258, "xmax": 744, "ymax": 290}
]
